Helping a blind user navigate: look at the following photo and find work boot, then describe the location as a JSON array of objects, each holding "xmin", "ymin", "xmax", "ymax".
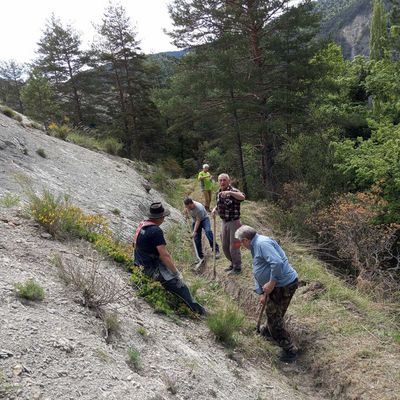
[
  {"xmin": 224, "ymin": 264, "xmax": 233, "ymax": 272},
  {"xmin": 279, "ymin": 349, "xmax": 298, "ymax": 363},
  {"xmin": 259, "ymin": 325, "xmax": 273, "ymax": 341},
  {"xmin": 227, "ymin": 268, "xmax": 241, "ymax": 276}
]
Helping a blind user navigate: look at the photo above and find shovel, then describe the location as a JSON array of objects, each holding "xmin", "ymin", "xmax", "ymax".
[
  {"xmin": 212, "ymin": 214, "xmax": 217, "ymax": 279},
  {"xmin": 256, "ymin": 294, "xmax": 267, "ymax": 333}
]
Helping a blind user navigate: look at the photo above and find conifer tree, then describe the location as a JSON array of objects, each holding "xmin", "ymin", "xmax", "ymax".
[
  {"xmin": 92, "ymin": 3, "xmax": 161, "ymax": 159},
  {"xmin": 36, "ymin": 15, "xmax": 85, "ymax": 123},
  {"xmin": 21, "ymin": 68, "xmax": 58, "ymax": 129},
  {"xmin": 0, "ymin": 60, "xmax": 25, "ymax": 112}
]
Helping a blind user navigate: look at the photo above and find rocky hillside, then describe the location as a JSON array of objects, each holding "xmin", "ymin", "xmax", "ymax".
[
  {"xmin": 316, "ymin": 0, "xmax": 372, "ymax": 59},
  {"xmin": 0, "ymin": 112, "xmax": 320, "ymax": 400}
]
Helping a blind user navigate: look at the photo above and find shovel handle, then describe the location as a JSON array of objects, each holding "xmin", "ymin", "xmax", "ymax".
[
  {"xmin": 213, "ymin": 214, "xmax": 217, "ymax": 279},
  {"xmin": 256, "ymin": 296, "xmax": 267, "ymax": 332}
]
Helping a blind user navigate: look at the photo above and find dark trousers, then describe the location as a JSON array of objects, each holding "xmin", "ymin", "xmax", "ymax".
[
  {"xmin": 193, "ymin": 217, "xmax": 219, "ymax": 259},
  {"xmin": 159, "ymin": 275, "xmax": 205, "ymax": 315},
  {"xmin": 265, "ymin": 279, "xmax": 298, "ymax": 351}
]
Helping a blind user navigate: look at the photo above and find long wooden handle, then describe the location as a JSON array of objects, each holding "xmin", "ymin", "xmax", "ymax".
[
  {"xmin": 256, "ymin": 297, "xmax": 267, "ymax": 332},
  {"xmin": 213, "ymin": 214, "xmax": 217, "ymax": 279}
]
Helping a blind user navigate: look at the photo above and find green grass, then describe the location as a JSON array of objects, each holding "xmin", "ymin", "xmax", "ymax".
[
  {"xmin": 15, "ymin": 279, "xmax": 45, "ymax": 301},
  {"xmin": 206, "ymin": 306, "xmax": 245, "ymax": 346},
  {"xmin": 137, "ymin": 326, "xmax": 148, "ymax": 337},
  {"xmin": 67, "ymin": 133, "xmax": 123, "ymax": 155},
  {"xmin": 127, "ymin": 347, "xmax": 141, "ymax": 370},
  {"xmin": 36, "ymin": 148, "xmax": 47, "ymax": 158},
  {"xmin": 0, "ymin": 193, "xmax": 20, "ymax": 208}
]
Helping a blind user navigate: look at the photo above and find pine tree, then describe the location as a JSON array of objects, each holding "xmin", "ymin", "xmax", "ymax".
[
  {"xmin": 0, "ymin": 60, "xmax": 25, "ymax": 112},
  {"xmin": 21, "ymin": 68, "xmax": 58, "ymax": 129},
  {"xmin": 36, "ymin": 15, "xmax": 85, "ymax": 123},
  {"xmin": 92, "ymin": 3, "xmax": 161, "ymax": 159}
]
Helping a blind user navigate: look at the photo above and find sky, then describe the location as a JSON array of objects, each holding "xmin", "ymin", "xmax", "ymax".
[{"xmin": 0, "ymin": 0, "xmax": 179, "ymax": 63}]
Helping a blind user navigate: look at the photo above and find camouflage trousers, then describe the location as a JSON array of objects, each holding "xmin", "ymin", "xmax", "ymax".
[{"xmin": 263, "ymin": 279, "xmax": 299, "ymax": 352}]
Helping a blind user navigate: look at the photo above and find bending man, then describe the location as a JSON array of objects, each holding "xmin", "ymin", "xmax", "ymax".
[
  {"xmin": 184, "ymin": 197, "xmax": 220, "ymax": 265},
  {"xmin": 235, "ymin": 225, "xmax": 299, "ymax": 362},
  {"xmin": 134, "ymin": 202, "xmax": 205, "ymax": 315}
]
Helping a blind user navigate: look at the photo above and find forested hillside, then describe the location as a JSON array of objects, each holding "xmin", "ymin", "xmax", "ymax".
[{"xmin": 1, "ymin": 0, "xmax": 400, "ymax": 303}]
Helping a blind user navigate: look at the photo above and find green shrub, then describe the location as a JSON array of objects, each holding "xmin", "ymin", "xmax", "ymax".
[
  {"xmin": 26, "ymin": 189, "xmax": 109, "ymax": 239},
  {"xmin": 103, "ymin": 137, "xmax": 123, "ymax": 155},
  {"xmin": 48, "ymin": 122, "xmax": 71, "ymax": 140},
  {"xmin": 127, "ymin": 347, "xmax": 141, "ymax": 370},
  {"xmin": 15, "ymin": 279, "xmax": 45, "ymax": 301},
  {"xmin": 67, "ymin": 133, "xmax": 103, "ymax": 151},
  {"xmin": 2, "ymin": 107, "xmax": 15, "ymax": 118},
  {"xmin": 36, "ymin": 148, "xmax": 47, "ymax": 158},
  {"xmin": 103, "ymin": 312, "xmax": 121, "ymax": 341},
  {"xmin": 14, "ymin": 114, "xmax": 22, "ymax": 122},
  {"xmin": 0, "ymin": 193, "xmax": 20, "ymax": 208},
  {"xmin": 137, "ymin": 326, "xmax": 148, "ymax": 336},
  {"xmin": 160, "ymin": 158, "xmax": 183, "ymax": 178},
  {"xmin": 206, "ymin": 306, "xmax": 245, "ymax": 346}
]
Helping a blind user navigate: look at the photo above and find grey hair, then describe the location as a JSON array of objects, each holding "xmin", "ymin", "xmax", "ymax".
[
  {"xmin": 235, "ymin": 225, "xmax": 257, "ymax": 240},
  {"xmin": 218, "ymin": 173, "xmax": 230, "ymax": 181},
  {"xmin": 203, "ymin": 163, "xmax": 209, "ymax": 169}
]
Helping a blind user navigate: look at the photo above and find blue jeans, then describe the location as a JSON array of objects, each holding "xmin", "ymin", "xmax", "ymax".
[{"xmin": 193, "ymin": 217, "xmax": 219, "ymax": 259}]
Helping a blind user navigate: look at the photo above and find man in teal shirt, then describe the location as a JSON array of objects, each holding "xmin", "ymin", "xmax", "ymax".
[
  {"xmin": 198, "ymin": 163, "xmax": 212, "ymax": 211},
  {"xmin": 235, "ymin": 225, "xmax": 299, "ymax": 363}
]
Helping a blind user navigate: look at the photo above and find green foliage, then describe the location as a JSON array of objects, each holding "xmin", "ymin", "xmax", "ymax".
[
  {"xmin": 206, "ymin": 306, "xmax": 245, "ymax": 346},
  {"xmin": 0, "ymin": 192, "xmax": 20, "ymax": 208},
  {"xmin": 130, "ymin": 263, "xmax": 193, "ymax": 317},
  {"xmin": 36, "ymin": 148, "xmax": 47, "ymax": 158},
  {"xmin": 136, "ymin": 326, "xmax": 148, "ymax": 337},
  {"xmin": 370, "ymin": 0, "xmax": 388, "ymax": 61},
  {"xmin": 1, "ymin": 106, "xmax": 15, "ymax": 118},
  {"xmin": 103, "ymin": 137, "xmax": 123, "ymax": 155},
  {"xmin": 127, "ymin": 347, "xmax": 141, "ymax": 370},
  {"xmin": 334, "ymin": 122, "xmax": 400, "ymax": 221},
  {"xmin": 15, "ymin": 279, "xmax": 45, "ymax": 301},
  {"xmin": 21, "ymin": 68, "xmax": 58, "ymax": 128},
  {"xmin": 48, "ymin": 122, "xmax": 71, "ymax": 140}
]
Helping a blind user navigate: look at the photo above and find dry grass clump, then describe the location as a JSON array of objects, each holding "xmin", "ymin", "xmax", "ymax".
[{"xmin": 52, "ymin": 253, "xmax": 131, "ymax": 312}]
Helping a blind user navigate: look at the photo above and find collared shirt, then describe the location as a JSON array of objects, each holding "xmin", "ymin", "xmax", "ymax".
[
  {"xmin": 250, "ymin": 234, "xmax": 298, "ymax": 294},
  {"xmin": 188, "ymin": 201, "xmax": 208, "ymax": 221},
  {"xmin": 216, "ymin": 185, "xmax": 243, "ymax": 221}
]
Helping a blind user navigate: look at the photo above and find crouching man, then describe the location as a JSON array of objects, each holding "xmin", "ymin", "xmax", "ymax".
[
  {"xmin": 134, "ymin": 202, "xmax": 205, "ymax": 315},
  {"xmin": 235, "ymin": 225, "xmax": 299, "ymax": 362}
]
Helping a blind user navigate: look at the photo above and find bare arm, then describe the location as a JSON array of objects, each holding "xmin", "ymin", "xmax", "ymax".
[
  {"xmin": 193, "ymin": 217, "xmax": 201, "ymax": 236},
  {"xmin": 157, "ymin": 245, "xmax": 178, "ymax": 274},
  {"xmin": 262, "ymin": 279, "xmax": 277, "ymax": 295}
]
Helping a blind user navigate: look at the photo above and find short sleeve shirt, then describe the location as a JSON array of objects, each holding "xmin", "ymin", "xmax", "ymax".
[
  {"xmin": 188, "ymin": 201, "xmax": 208, "ymax": 221},
  {"xmin": 134, "ymin": 225, "xmax": 166, "ymax": 269},
  {"xmin": 198, "ymin": 171, "xmax": 212, "ymax": 191}
]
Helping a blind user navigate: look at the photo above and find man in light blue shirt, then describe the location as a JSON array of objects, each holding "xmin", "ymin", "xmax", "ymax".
[{"xmin": 235, "ymin": 225, "xmax": 299, "ymax": 363}]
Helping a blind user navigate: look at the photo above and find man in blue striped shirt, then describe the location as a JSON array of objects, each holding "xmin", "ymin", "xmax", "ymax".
[{"xmin": 235, "ymin": 225, "xmax": 299, "ymax": 363}]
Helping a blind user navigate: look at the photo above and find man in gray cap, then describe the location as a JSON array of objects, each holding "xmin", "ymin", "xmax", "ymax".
[{"xmin": 134, "ymin": 202, "xmax": 205, "ymax": 315}]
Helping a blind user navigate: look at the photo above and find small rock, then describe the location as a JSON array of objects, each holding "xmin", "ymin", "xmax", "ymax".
[
  {"xmin": 13, "ymin": 364, "xmax": 30, "ymax": 376},
  {"xmin": 40, "ymin": 232, "xmax": 52, "ymax": 239},
  {"xmin": 53, "ymin": 338, "xmax": 74, "ymax": 353},
  {"xmin": 0, "ymin": 349, "xmax": 13, "ymax": 358}
]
